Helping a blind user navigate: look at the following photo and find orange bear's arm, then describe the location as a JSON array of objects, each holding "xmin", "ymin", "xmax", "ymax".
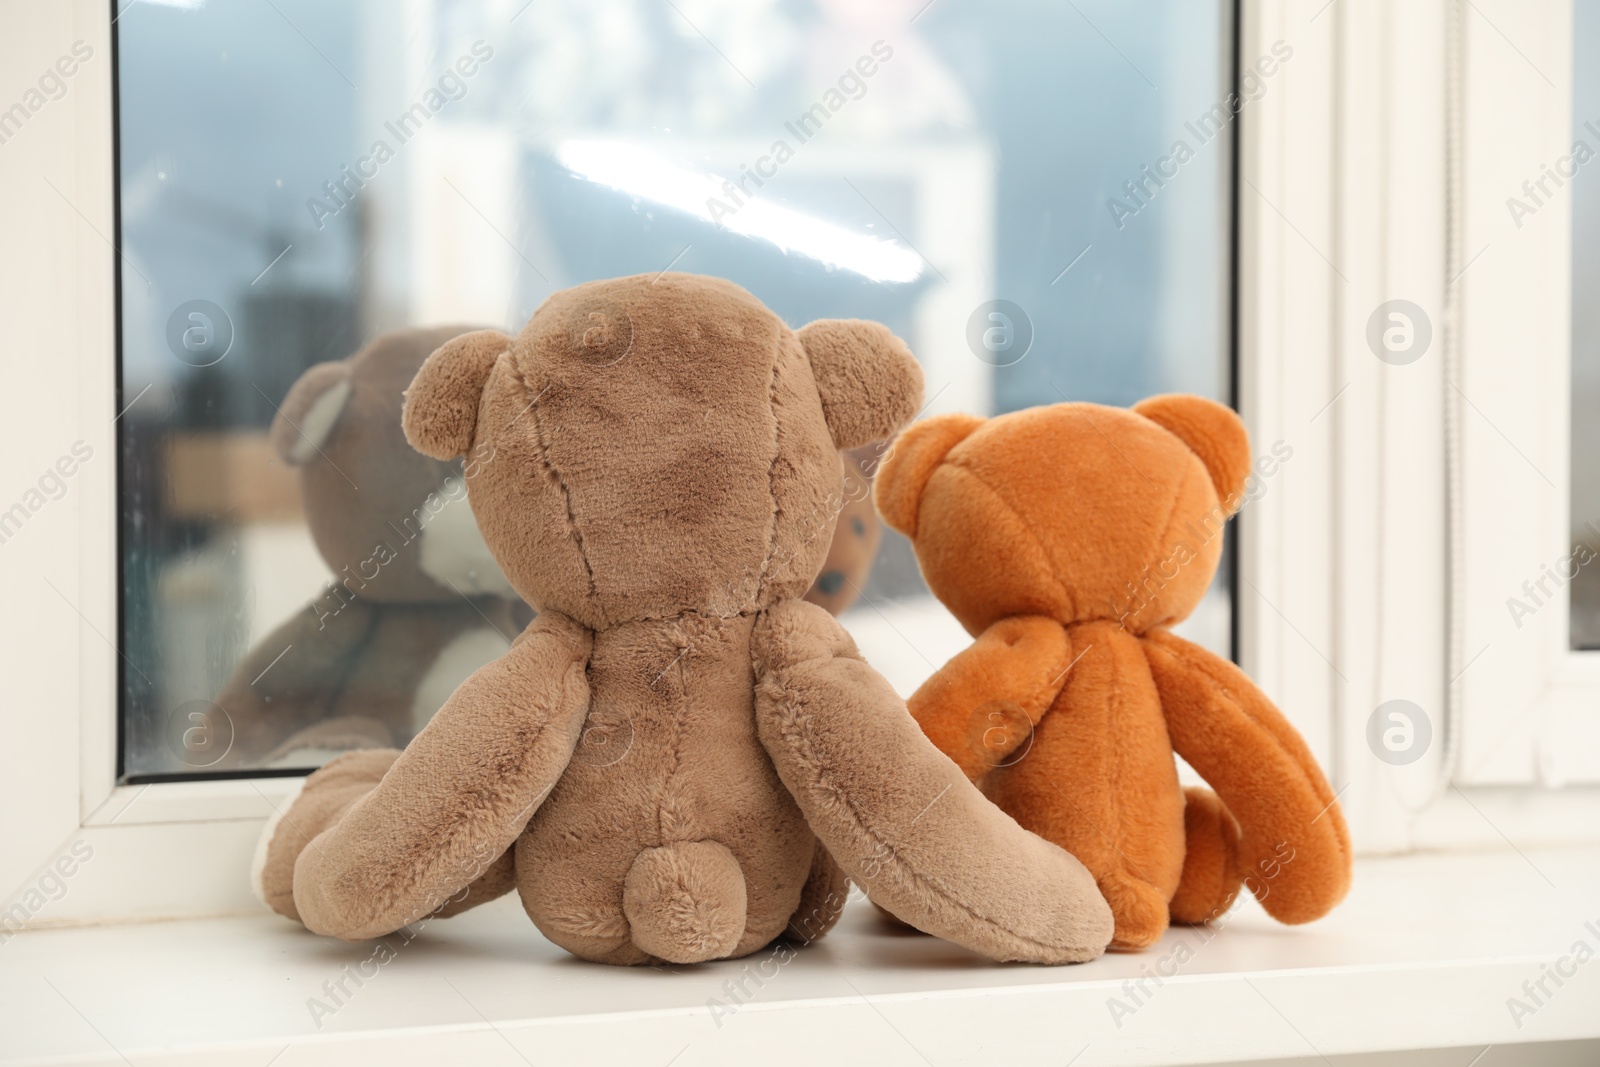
[
  {"xmin": 1143, "ymin": 629, "xmax": 1352, "ymax": 924},
  {"xmin": 909, "ymin": 616, "xmax": 1075, "ymax": 780}
]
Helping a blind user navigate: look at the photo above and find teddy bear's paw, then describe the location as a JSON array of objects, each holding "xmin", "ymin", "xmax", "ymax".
[
  {"xmin": 1099, "ymin": 870, "xmax": 1173, "ymax": 950},
  {"xmin": 622, "ymin": 842, "xmax": 748, "ymax": 964},
  {"xmin": 252, "ymin": 749, "xmax": 402, "ymax": 923},
  {"xmin": 1169, "ymin": 787, "xmax": 1244, "ymax": 926}
]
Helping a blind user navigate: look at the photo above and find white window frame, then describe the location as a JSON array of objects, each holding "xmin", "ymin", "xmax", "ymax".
[
  {"xmin": 0, "ymin": 0, "xmax": 301, "ymax": 926},
  {"xmin": 1237, "ymin": 0, "xmax": 1600, "ymax": 852},
  {"xmin": 6, "ymin": 0, "xmax": 1599, "ymax": 929},
  {"xmin": 1452, "ymin": 0, "xmax": 1600, "ymax": 789}
]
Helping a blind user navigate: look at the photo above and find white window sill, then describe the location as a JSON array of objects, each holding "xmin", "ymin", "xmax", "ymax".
[{"xmin": 3, "ymin": 846, "xmax": 1598, "ymax": 1066}]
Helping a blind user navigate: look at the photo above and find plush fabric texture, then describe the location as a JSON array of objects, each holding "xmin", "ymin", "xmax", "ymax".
[
  {"xmin": 871, "ymin": 412, "xmax": 983, "ymax": 539},
  {"xmin": 753, "ymin": 600, "xmax": 1113, "ymax": 962},
  {"xmin": 215, "ymin": 327, "xmax": 533, "ymax": 769},
  {"xmin": 401, "ymin": 329, "xmax": 512, "ymax": 460},
  {"xmin": 877, "ymin": 396, "xmax": 1351, "ymax": 949},
  {"xmin": 292, "ymin": 611, "xmax": 593, "ymax": 940},
  {"xmin": 254, "ymin": 748, "xmax": 399, "ymax": 923},
  {"xmin": 794, "ymin": 319, "xmax": 926, "ymax": 450},
  {"xmin": 257, "ymin": 273, "xmax": 1114, "ymax": 966}
]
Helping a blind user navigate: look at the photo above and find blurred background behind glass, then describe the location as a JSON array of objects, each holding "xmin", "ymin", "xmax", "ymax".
[{"xmin": 116, "ymin": 0, "xmax": 1234, "ymax": 778}]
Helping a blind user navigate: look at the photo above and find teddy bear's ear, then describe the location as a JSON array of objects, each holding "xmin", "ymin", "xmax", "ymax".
[
  {"xmin": 874, "ymin": 412, "xmax": 984, "ymax": 538},
  {"xmin": 1133, "ymin": 394, "xmax": 1252, "ymax": 511},
  {"xmin": 402, "ymin": 329, "xmax": 513, "ymax": 459},
  {"xmin": 270, "ymin": 362, "xmax": 353, "ymax": 465},
  {"xmin": 796, "ymin": 319, "xmax": 925, "ymax": 450}
]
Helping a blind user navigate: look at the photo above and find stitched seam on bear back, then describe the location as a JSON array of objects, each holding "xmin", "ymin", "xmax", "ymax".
[
  {"xmin": 654, "ymin": 616, "xmax": 691, "ymax": 846},
  {"xmin": 947, "ymin": 466, "xmax": 1077, "ymax": 622},
  {"xmin": 753, "ymin": 323, "xmax": 786, "ymax": 606},
  {"xmin": 516, "ymin": 361, "xmax": 607, "ymax": 628},
  {"xmin": 1142, "ymin": 461, "xmax": 1204, "ymax": 629}
]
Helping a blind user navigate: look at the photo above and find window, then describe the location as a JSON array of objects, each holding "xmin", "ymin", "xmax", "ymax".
[
  {"xmin": 8, "ymin": 0, "xmax": 1598, "ymax": 938},
  {"xmin": 112, "ymin": 0, "xmax": 1238, "ymax": 780},
  {"xmin": 1571, "ymin": 0, "xmax": 1600, "ymax": 651},
  {"xmin": 1451, "ymin": 0, "xmax": 1600, "ymax": 790}
]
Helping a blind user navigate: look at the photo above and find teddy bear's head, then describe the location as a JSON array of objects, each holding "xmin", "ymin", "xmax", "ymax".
[
  {"xmin": 401, "ymin": 273, "xmax": 923, "ymax": 629},
  {"xmin": 875, "ymin": 396, "xmax": 1251, "ymax": 635},
  {"xmin": 270, "ymin": 326, "xmax": 520, "ymax": 604}
]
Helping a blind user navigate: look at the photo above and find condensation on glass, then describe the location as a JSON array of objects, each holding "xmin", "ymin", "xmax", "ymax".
[{"xmin": 114, "ymin": 0, "xmax": 1236, "ymax": 779}]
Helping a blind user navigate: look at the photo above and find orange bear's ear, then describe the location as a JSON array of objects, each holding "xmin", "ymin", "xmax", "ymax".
[
  {"xmin": 797, "ymin": 319, "xmax": 925, "ymax": 450},
  {"xmin": 1133, "ymin": 394, "xmax": 1252, "ymax": 512},
  {"xmin": 874, "ymin": 413, "xmax": 984, "ymax": 538},
  {"xmin": 270, "ymin": 362, "xmax": 352, "ymax": 465},
  {"xmin": 402, "ymin": 329, "xmax": 512, "ymax": 459}
]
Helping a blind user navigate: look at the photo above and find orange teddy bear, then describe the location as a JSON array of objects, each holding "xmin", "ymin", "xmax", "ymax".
[{"xmin": 875, "ymin": 395, "xmax": 1351, "ymax": 949}]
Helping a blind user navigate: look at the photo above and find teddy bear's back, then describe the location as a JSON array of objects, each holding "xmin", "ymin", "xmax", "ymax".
[{"xmin": 514, "ymin": 611, "xmax": 815, "ymax": 962}]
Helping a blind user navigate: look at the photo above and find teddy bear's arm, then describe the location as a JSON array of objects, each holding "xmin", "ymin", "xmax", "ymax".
[
  {"xmin": 1143, "ymin": 629, "xmax": 1352, "ymax": 924},
  {"xmin": 753, "ymin": 599, "xmax": 1113, "ymax": 964},
  {"xmin": 907, "ymin": 616, "xmax": 1075, "ymax": 780},
  {"xmin": 286, "ymin": 611, "xmax": 593, "ymax": 942}
]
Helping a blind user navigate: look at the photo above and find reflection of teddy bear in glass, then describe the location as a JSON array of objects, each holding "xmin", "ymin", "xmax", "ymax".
[
  {"xmin": 213, "ymin": 327, "xmax": 532, "ymax": 770},
  {"xmin": 254, "ymin": 274, "xmax": 1112, "ymax": 967}
]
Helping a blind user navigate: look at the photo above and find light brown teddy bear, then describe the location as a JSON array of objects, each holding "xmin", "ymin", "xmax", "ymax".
[
  {"xmin": 215, "ymin": 327, "xmax": 531, "ymax": 769},
  {"xmin": 874, "ymin": 396, "xmax": 1351, "ymax": 949},
  {"xmin": 254, "ymin": 274, "xmax": 1114, "ymax": 966}
]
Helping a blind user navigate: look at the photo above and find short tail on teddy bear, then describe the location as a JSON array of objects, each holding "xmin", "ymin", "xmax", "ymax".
[{"xmin": 622, "ymin": 841, "xmax": 749, "ymax": 964}]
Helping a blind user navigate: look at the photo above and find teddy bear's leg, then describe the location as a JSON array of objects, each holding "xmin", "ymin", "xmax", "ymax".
[
  {"xmin": 287, "ymin": 612, "xmax": 594, "ymax": 941},
  {"xmin": 752, "ymin": 599, "xmax": 1113, "ymax": 964},
  {"xmin": 514, "ymin": 834, "xmax": 758, "ymax": 966},
  {"xmin": 779, "ymin": 839, "xmax": 850, "ymax": 946},
  {"xmin": 1168, "ymin": 787, "xmax": 1245, "ymax": 925},
  {"xmin": 513, "ymin": 831, "xmax": 652, "ymax": 966},
  {"xmin": 254, "ymin": 749, "xmax": 399, "ymax": 923},
  {"xmin": 1144, "ymin": 629, "xmax": 1352, "ymax": 924},
  {"xmin": 256, "ymin": 753, "xmax": 524, "ymax": 925},
  {"xmin": 980, "ymin": 621, "xmax": 1186, "ymax": 950}
]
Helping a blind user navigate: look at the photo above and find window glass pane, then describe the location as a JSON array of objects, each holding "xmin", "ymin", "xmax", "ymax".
[
  {"xmin": 1574, "ymin": 0, "xmax": 1600, "ymax": 650},
  {"xmin": 115, "ymin": 0, "xmax": 1235, "ymax": 778}
]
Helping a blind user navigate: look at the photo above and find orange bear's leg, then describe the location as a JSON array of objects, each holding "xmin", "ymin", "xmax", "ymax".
[
  {"xmin": 1169, "ymin": 787, "xmax": 1245, "ymax": 925},
  {"xmin": 983, "ymin": 621, "xmax": 1185, "ymax": 950}
]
